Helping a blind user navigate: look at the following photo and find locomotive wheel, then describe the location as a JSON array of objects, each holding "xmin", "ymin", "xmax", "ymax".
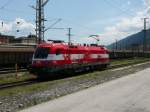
[{"xmin": 89, "ymin": 66, "xmax": 94, "ymax": 72}]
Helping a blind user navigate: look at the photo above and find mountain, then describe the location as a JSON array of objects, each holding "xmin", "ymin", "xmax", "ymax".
[{"xmin": 107, "ymin": 29, "xmax": 150, "ymax": 51}]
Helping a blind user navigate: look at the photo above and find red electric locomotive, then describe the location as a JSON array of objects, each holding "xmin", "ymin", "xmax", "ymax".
[{"xmin": 31, "ymin": 40, "xmax": 109, "ymax": 77}]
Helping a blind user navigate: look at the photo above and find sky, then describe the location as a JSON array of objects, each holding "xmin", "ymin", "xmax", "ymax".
[{"xmin": 0, "ymin": 0, "xmax": 150, "ymax": 45}]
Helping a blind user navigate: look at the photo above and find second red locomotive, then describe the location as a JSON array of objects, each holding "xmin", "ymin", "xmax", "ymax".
[{"xmin": 31, "ymin": 40, "xmax": 109, "ymax": 77}]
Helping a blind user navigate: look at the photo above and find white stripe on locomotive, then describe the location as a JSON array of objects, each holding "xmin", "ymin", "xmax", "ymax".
[{"xmin": 33, "ymin": 53, "xmax": 109, "ymax": 61}]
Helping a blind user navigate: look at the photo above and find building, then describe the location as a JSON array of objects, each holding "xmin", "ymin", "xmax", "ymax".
[
  {"xmin": 0, "ymin": 34, "xmax": 15, "ymax": 44},
  {"xmin": 10, "ymin": 35, "xmax": 37, "ymax": 45}
]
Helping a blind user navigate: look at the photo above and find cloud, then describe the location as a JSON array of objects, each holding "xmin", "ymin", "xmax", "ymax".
[
  {"xmin": 0, "ymin": 18, "xmax": 35, "ymax": 36},
  {"xmin": 70, "ymin": 0, "xmax": 150, "ymax": 46},
  {"xmin": 143, "ymin": 0, "xmax": 150, "ymax": 6},
  {"xmin": 97, "ymin": 0, "xmax": 150, "ymax": 45},
  {"xmin": 14, "ymin": 18, "xmax": 35, "ymax": 30},
  {"xmin": 73, "ymin": 0, "xmax": 150, "ymax": 45},
  {"xmin": 127, "ymin": 1, "xmax": 131, "ymax": 5},
  {"xmin": 0, "ymin": 21, "xmax": 12, "ymax": 33}
]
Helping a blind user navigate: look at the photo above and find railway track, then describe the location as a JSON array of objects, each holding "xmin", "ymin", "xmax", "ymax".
[
  {"xmin": 0, "ymin": 68, "xmax": 28, "ymax": 74},
  {"xmin": 0, "ymin": 79, "xmax": 37, "ymax": 90}
]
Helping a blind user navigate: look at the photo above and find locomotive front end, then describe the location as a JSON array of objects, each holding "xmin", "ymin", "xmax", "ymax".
[{"xmin": 31, "ymin": 46, "xmax": 52, "ymax": 75}]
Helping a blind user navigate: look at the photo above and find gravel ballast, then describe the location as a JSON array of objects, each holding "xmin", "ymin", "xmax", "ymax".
[{"xmin": 0, "ymin": 62, "xmax": 150, "ymax": 112}]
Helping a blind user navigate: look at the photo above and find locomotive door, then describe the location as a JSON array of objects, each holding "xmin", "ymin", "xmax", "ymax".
[
  {"xmin": 63, "ymin": 49, "xmax": 71, "ymax": 64},
  {"xmin": 83, "ymin": 48, "xmax": 90, "ymax": 63}
]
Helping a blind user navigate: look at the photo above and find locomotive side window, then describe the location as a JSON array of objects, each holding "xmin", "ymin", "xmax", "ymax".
[
  {"xmin": 56, "ymin": 49, "xmax": 61, "ymax": 55},
  {"xmin": 34, "ymin": 48, "xmax": 49, "ymax": 59}
]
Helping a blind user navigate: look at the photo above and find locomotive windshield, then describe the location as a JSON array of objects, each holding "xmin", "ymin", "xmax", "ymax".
[{"xmin": 34, "ymin": 47, "xmax": 49, "ymax": 59}]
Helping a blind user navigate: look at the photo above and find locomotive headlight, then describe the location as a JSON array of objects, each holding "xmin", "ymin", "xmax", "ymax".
[{"xmin": 53, "ymin": 61, "xmax": 57, "ymax": 64}]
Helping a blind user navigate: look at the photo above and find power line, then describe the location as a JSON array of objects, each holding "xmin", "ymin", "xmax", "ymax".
[
  {"xmin": 0, "ymin": 0, "xmax": 13, "ymax": 9},
  {"xmin": 44, "ymin": 18, "xmax": 62, "ymax": 32},
  {"xmin": 62, "ymin": 19, "xmax": 96, "ymax": 37},
  {"xmin": 0, "ymin": 7, "xmax": 34, "ymax": 15},
  {"xmin": 104, "ymin": 0, "xmax": 135, "ymax": 17},
  {"xmin": 0, "ymin": 0, "xmax": 28, "ymax": 15},
  {"xmin": 47, "ymin": 27, "xmax": 72, "ymax": 45},
  {"xmin": 0, "ymin": 0, "xmax": 35, "ymax": 15},
  {"xmin": 0, "ymin": 17, "xmax": 35, "ymax": 22}
]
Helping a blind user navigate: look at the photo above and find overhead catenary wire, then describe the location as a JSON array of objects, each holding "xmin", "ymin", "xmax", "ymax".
[
  {"xmin": 44, "ymin": 18, "xmax": 62, "ymax": 32},
  {"xmin": 61, "ymin": 19, "xmax": 96, "ymax": 36},
  {"xmin": 0, "ymin": 0, "xmax": 35, "ymax": 18},
  {"xmin": 104, "ymin": 0, "xmax": 136, "ymax": 17},
  {"xmin": 0, "ymin": 8, "xmax": 33, "ymax": 15},
  {"xmin": 0, "ymin": 0, "xmax": 30, "ymax": 14},
  {"xmin": 0, "ymin": 0, "xmax": 35, "ymax": 28},
  {"xmin": 0, "ymin": 0, "xmax": 143, "ymax": 46},
  {"xmin": 0, "ymin": 0, "xmax": 33, "ymax": 23},
  {"xmin": 0, "ymin": 0, "xmax": 14, "ymax": 9}
]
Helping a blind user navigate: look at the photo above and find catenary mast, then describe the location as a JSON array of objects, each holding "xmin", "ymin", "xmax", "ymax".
[{"xmin": 36, "ymin": 0, "xmax": 49, "ymax": 44}]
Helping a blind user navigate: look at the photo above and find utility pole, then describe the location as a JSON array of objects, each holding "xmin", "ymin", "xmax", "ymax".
[
  {"xmin": 36, "ymin": 0, "xmax": 49, "ymax": 44},
  {"xmin": 38, "ymin": 0, "xmax": 42, "ymax": 44},
  {"xmin": 142, "ymin": 17, "xmax": 149, "ymax": 53},
  {"xmin": 115, "ymin": 39, "xmax": 118, "ymax": 51},
  {"xmin": 46, "ymin": 27, "xmax": 72, "ymax": 45},
  {"xmin": 68, "ymin": 28, "xmax": 72, "ymax": 46},
  {"xmin": 35, "ymin": 0, "xmax": 38, "ymax": 43}
]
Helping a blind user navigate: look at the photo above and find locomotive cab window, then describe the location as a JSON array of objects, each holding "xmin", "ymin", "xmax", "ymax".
[{"xmin": 34, "ymin": 48, "xmax": 49, "ymax": 59}]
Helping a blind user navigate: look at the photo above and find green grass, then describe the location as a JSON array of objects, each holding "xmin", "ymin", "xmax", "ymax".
[
  {"xmin": 110, "ymin": 57, "xmax": 150, "ymax": 65},
  {"xmin": 0, "ymin": 72, "xmax": 36, "ymax": 85},
  {"xmin": 0, "ymin": 81, "xmax": 50, "ymax": 96}
]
